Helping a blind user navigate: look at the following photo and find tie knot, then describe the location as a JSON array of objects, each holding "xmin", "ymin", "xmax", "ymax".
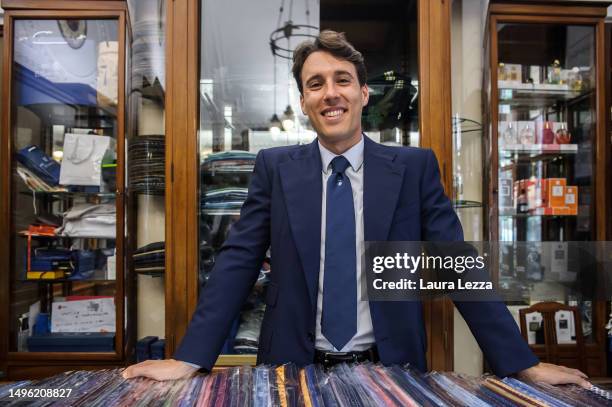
[{"xmin": 330, "ymin": 156, "xmax": 351, "ymax": 175}]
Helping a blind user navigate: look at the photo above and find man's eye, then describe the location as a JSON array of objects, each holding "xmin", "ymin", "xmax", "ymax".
[
  {"xmin": 338, "ymin": 78, "xmax": 351, "ymax": 84},
  {"xmin": 309, "ymin": 82, "xmax": 321, "ymax": 88}
]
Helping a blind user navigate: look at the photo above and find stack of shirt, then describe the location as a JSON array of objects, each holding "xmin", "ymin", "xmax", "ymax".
[
  {"xmin": 133, "ymin": 241, "xmax": 165, "ymax": 274},
  {"xmin": 200, "ymin": 151, "xmax": 256, "ymax": 175},
  {"xmin": 128, "ymin": 135, "xmax": 165, "ymax": 195},
  {"xmin": 55, "ymin": 203, "xmax": 116, "ymax": 238},
  {"xmin": 201, "ymin": 187, "xmax": 248, "ymax": 216},
  {"xmin": 3, "ymin": 363, "xmax": 611, "ymax": 406}
]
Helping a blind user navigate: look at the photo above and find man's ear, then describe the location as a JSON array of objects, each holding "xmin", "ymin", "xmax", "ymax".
[
  {"xmin": 361, "ymin": 84, "xmax": 369, "ymax": 107},
  {"xmin": 300, "ymin": 94, "xmax": 306, "ymax": 114}
]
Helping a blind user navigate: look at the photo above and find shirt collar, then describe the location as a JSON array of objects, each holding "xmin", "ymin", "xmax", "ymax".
[{"xmin": 318, "ymin": 135, "xmax": 364, "ymax": 174}]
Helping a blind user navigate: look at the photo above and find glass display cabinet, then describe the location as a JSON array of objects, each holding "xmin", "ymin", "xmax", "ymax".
[
  {"xmin": 0, "ymin": 3, "xmax": 128, "ymax": 379},
  {"xmin": 484, "ymin": 1, "xmax": 610, "ymax": 376}
]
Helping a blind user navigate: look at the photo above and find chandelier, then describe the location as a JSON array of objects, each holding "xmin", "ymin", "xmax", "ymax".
[{"xmin": 269, "ymin": 0, "xmax": 318, "ymax": 60}]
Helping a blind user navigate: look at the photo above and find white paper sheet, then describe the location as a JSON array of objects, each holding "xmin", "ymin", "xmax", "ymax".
[{"xmin": 51, "ymin": 298, "xmax": 116, "ymax": 333}]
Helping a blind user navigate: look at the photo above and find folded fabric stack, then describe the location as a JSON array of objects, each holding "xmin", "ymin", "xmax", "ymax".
[
  {"xmin": 55, "ymin": 203, "xmax": 116, "ymax": 238},
  {"xmin": 201, "ymin": 187, "xmax": 248, "ymax": 215},
  {"xmin": 131, "ymin": 19, "xmax": 165, "ymax": 89},
  {"xmin": 133, "ymin": 241, "xmax": 165, "ymax": 274},
  {"xmin": 201, "ymin": 150, "xmax": 256, "ymax": 174},
  {"xmin": 128, "ymin": 135, "xmax": 165, "ymax": 195},
  {"xmin": 2, "ymin": 363, "xmax": 610, "ymax": 406},
  {"xmin": 233, "ymin": 303, "xmax": 265, "ymax": 354}
]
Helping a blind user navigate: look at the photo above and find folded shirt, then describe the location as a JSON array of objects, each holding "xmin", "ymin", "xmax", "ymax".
[{"xmin": 55, "ymin": 203, "xmax": 116, "ymax": 238}]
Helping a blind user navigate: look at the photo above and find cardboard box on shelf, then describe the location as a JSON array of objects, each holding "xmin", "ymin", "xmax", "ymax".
[
  {"xmin": 547, "ymin": 178, "xmax": 567, "ymax": 209},
  {"xmin": 527, "ymin": 178, "xmax": 547, "ymax": 210},
  {"xmin": 564, "ymin": 186, "xmax": 578, "ymax": 215}
]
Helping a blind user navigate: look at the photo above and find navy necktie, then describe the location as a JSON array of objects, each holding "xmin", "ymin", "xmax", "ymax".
[{"xmin": 321, "ymin": 155, "xmax": 357, "ymax": 351}]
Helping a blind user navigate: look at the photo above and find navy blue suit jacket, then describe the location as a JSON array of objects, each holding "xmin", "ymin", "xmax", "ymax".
[{"xmin": 175, "ymin": 136, "xmax": 538, "ymax": 377}]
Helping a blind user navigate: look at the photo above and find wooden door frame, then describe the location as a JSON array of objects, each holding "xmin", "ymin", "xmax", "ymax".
[{"xmin": 165, "ymin": 0, "xmax": 455, "ymax": 371}]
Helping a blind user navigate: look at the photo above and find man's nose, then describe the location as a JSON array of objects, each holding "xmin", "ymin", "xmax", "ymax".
[{"xmin": 323, "ymin": 82, "xmax": 340, "ymax": 101}]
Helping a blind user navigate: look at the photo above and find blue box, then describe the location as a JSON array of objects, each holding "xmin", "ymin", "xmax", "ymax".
[
  {"xmin": 136, "ymin": 336, "xmax": 158, "ymax": 362},
  {"xmin": 150, "ymin": 339, "xmax": 165, "ymax": 360},
  {"xmin": 27, "ymin": 333, "xmax": 115, "ymax": 352}
]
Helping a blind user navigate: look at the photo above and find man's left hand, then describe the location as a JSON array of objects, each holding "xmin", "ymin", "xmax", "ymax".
[{"xmin": 517, "ymin": 362, "xmax": 591, "ymax": 388}]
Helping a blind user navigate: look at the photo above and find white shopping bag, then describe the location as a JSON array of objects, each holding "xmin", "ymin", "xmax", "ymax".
[{"xmin": 59, "ymin": 133, "xmax": 111, "ymax": 186}]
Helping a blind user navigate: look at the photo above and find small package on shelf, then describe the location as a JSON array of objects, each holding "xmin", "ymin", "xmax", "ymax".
[
  {"xmin": 535, "ymin": 120, "xmax": 555, "ymax": 144},
  {"xmin": 547, "ymin": 178, "xmax": 567, "ymax": 209},
  {"xmin": 514, "ymin": 179, "xmax": 529, "ymax": 214},
  {"xmin": 517, "ymin": 121, "xmax": 535, "ymax": 145},
  {"xmin": 16, "ymin": 145, "xmax": 61, "ymax": 186},
  {"xmin": 545, "ymin": 242, "xmax": 570, "ymax": 282},
  {"xmin": 527, "ymin": 65, "xmax": 542, "ymax": 84},
  {"xmin": 553, "ymin": 122, "xmax": 571, "ymax": 144},
  {"xmin": 563, "ymin": 186, "xmax": 578, "ymax": 215},
  {"xmin": 498, "ymin": 121, "xmax": 518, "ymax": 146},
  {"xmin": 527, "ymin": 178, "xmax": 547, "ymax": 211},
  {"xmin": 498, "ymin": 63, "xmax": 522, "ymax": 84},
  {"xmin": 499, "ymin": 167, "xmax": 514, "ymax": 211}
]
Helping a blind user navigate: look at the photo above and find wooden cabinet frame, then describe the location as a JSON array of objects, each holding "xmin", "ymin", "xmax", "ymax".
[
  {"xmin": 164, "ymin": 0, "xmax": 455, "ymax": 371},
  {"xmin": 0, "ymin": 1, "xmax": 128, "ymax": 380}
]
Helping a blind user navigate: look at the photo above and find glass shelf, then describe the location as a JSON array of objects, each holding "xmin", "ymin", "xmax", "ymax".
[
  {"xmin": 18, "ymin": 232, "xmax": 116, "ymax": 240},
  {"xmin": 202, "ymin": 209, "xmax": 242, "ymax": 216},
  {"xmin": 499, "ymin": 144, "xmax": 577, "ymax": 155},
  {"xmin": 19, "ymin": 278, "xmax": 116, "ymax": 283},
  {"xmin": 453, "ymin": 200, "xmax": 483, "ymax": 209},
  {"xmin": 498, "ymin": 84, "xmax": 592, "ymax": 106},
  {"xmin": 498, "ymin": 212, "xmax": 576, "ymax": 218},
  {"xmin": 19, "ymin": 190, "xmax": 117, "ymax": 199}
]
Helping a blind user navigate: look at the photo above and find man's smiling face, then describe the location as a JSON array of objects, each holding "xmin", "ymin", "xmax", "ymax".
[{"xmin": 300, "ymin": 51, "xmax": 369, "ymax": 148}]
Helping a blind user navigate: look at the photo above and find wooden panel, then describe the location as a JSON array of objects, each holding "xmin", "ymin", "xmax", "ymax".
[
  {"xmin": 0, "ymin": 10, "xmax": 13, "ymax": 379},
  {"xmin": 489, "ymin": 2, "xmax": 609, "ymax": 18},
  {"xmin": 165, "ymin": 0, "xmax": 200, "ymax": 356},
  {"xmin": 1, "ymin": 1, "xmax": 126, "ymax": 11},
  {"xmin": 7, "ymin": 363, "xmax": 123, "ymax": 381},
  {"xmin": 418, "ymin": 0, "xmax": 454, "ymax": 372}
]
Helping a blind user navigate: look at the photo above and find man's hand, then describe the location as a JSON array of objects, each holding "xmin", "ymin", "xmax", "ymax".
[
  {"xmin": 517, "ymin": 362, "xmax": 591, "ymax": 388},
  {"xmin": 122, "ymin": 359, "xmax": 199, "ymax": 381}
]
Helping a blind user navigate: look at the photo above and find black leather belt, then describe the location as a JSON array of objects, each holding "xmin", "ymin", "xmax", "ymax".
[{"xmin": 314, "ymin": 346, "xmax": 379, "ymax": 368}]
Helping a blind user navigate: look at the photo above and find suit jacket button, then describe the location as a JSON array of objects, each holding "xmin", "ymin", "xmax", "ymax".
[{"xmin": 307, "ymin": 333, "xmax": 314, "ymax": 342}]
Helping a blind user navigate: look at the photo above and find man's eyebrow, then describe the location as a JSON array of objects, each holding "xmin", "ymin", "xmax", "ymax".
[
  {"xmin": 334, "ymin": 70, "xmax": 354, "ymax": 77},
  {"xmin": 305, "ymin": 70, "xmax": 355, "ymax": 84}
]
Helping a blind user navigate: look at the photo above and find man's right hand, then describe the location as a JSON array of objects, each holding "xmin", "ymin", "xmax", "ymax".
[{"xmin": 122, "ymin": 359, "xmax": 199, "ymax": 381}]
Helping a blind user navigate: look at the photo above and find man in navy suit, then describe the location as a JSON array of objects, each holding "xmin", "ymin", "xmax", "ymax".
[{"xmin": 124, "ymin": 31, "xmax": 589, "ymax": 387}]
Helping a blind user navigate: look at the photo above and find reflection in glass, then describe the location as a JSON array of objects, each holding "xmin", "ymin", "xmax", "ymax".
[
  {"xmin": 198, "ymin": 0, "xmax": 419, "ymax": 359},
  {"xmin": 126, "ymin": 0, "xmax": 168, "ymax": 345}
]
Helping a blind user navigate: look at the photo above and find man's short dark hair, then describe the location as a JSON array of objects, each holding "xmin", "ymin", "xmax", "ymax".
[{"xmin": 292, "ymin": 30, "xmax": 367, "ymax": 95}]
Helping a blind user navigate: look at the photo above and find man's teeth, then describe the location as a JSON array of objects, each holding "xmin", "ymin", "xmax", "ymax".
[{"xmin": 324, "ymin": 110, "xmax": 343, "ymax": 117}]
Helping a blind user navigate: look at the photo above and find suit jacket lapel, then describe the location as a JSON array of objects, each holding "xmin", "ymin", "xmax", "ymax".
[
  {"xmin": 279, "ymin": 140, "xmax": 322, "ymax": 310},
  {"xmin": 363, "ymin": 136, "xmax": 406, "ymax": 242}
]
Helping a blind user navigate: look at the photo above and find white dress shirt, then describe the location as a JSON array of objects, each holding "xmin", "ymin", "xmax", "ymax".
[{"xmin": 316, "ymin": 136, "xmax": 375, "ymax": 352}]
